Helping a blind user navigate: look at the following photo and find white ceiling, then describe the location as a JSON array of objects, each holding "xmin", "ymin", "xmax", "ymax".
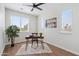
[{"xmin": 1, "ymin": 3, "xmax": 76, "ymax": 16}]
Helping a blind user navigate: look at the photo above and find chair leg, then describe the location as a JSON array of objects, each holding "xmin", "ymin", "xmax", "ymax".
[
  {"xmin": 37, "ymin": 40, "xmax": 39, "ymax": 47},
  {"xmin": 41, "ymin": 40, "xmax": 44, "ymax": 49}
]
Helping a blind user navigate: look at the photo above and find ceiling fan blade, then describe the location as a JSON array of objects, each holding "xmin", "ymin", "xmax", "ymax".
[
  {"xmin": 24, "ymin": 5, "xmax": 33, "ymax": 7},
  {"xmin": 36, "ymin": 3, "xmax": 45, "ymax": 6},
  {"xmin": 36, "ymin": 7, "xmax": 42, "ymax": 10},
  {"xmin": 31, "ymin": 8, "xmax": 34, "ymax": 11}
]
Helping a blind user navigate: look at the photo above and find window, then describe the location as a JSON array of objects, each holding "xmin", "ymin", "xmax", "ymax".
[
  {"xmin": 11, "ymin": 16, "xmax": 29, "ymax": 32},
  {"xmin": 61, "ymin": 9, "xmax": 72, "ymax": 32}
]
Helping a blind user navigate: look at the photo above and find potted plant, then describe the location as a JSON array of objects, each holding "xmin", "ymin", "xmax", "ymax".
[{"xmin": 5, "ymin": 25, "xmax": 20, "ymax": 47}]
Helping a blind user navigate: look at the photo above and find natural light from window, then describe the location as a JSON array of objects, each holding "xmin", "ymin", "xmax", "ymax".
[
  {"xmin": 11, "ymin": 16, "xmax": 29, "ymax": 32},
  {"xmin": 61, "ymin": 9, "xmax": 72, "ymax": 33}
]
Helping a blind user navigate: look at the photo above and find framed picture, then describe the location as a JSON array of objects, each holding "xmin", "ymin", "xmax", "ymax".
[{"xmin": 45, "ymin": 17, "xmax": 57, "ymax": 28}]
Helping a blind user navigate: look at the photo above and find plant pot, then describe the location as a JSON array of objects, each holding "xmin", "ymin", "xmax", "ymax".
[{"xmin": 11, "ymin": 44, "xmax": 14, "ymax": 47}]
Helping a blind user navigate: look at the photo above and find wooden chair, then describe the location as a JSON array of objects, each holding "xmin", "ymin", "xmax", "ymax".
[
  {"xmin": 39, "ymin": 33, "xmax": 44, "ymax": 49},
  {"xmin": 31, "ymin": 33, "xmax": 38, "ymax": 47}
]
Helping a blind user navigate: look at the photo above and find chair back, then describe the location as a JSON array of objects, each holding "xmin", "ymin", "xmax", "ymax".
[
  {"xmin": 39, "ymin": 33, "xmax": 42, "ymax": 37},
  {"xmin": 32, "ymin": 33, "xmax": 38, "ymax": 37}
]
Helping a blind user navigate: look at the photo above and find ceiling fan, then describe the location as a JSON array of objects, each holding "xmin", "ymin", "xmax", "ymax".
[{"xmin": 23, "ymin": 3, "xmax": 45, "ymax": 11}]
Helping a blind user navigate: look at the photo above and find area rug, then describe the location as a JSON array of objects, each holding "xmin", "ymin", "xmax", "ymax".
[{"xmin": 16, "ymin": 43, "xmax": 52, "ymax": 56}]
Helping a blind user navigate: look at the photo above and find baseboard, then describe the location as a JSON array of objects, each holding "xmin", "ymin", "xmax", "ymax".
[
  {"xmin": 5, "ymin": 40, "xmax": 26, "ymax": 46},
  {"xmin": 44, "ymin": 40, "xmax": 79, "ymax": 55},
  {"xmin": 0, "ymin": 45, "xmax": 5, "ymax": 56}
]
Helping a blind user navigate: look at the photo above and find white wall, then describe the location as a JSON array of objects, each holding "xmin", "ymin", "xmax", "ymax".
[
  {"xmin": 0, "ymin": 5, "xmax": 5, "ymax": 55},
  {"xmin": 5, "ymin": 8, "xmax": 38, "ymax": 44},
  {"xmin": 38, "ymin": 4, "xmax": 79, "ymax": 55}
]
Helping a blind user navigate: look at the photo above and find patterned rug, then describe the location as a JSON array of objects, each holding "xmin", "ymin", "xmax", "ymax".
[{"xmin": 16, "ymin": 43, "xmax": 52, "ymax": 56}]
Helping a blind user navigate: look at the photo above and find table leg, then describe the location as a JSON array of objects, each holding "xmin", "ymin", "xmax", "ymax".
[
  {"xmin": 25, "ymin": 39, "xmax": 28, "ymax": 50},
  {"xmin": 37, "ymin": 39, "xmax": 38, "ymax": 47}
]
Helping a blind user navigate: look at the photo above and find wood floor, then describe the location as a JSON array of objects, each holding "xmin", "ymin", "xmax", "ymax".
[{"xmin": 2, "ymin": 41, "xmax": 76, "ymax": 56}]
